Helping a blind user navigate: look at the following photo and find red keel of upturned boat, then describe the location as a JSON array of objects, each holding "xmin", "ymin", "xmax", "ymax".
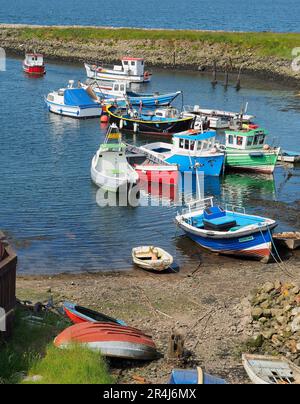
[{"xmin": 54, "ymin": 322, "xmax": 158, "ymax": 360}]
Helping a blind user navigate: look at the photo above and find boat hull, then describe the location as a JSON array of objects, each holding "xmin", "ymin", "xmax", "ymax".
[
  {"xmin": 165, "ymin": 154, "xmax": 225, "ymax": 176},
  {"xmin": 23, "ymin": 63, "xmax": 46, "ymax": 75},
  {"xmin": 169, "ymin": 369, "xmax": 227, "ymax": 385},
  {"xmin": 135, "ymin": 166, "xmax": 179, "ymax": 185},
  {"xmin": 85, "ymin": 64, "xmax": 151, "ymax": 83},
  {"xmin": 46, "ymin": 99, "xmax": 102, "ymax": 119},
  {"xmin": 225, "ymin": 150, "xmax": 279, "ymax": 174},
  {"xmin": 107, "ymin": 107, "xmax": 194, "ymax": 136},
  {"xmin": 54, "ymin": 322, "xmax": 158, "ymax": 360},
  {"xmin": 180, "ymin": 227, "xmax": 274, "ymax": 262},
  {"xmin": 98, "ymin": 92, "xmax": 180, "ymax": 108}
]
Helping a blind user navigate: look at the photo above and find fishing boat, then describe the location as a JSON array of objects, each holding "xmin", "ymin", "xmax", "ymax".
[
  {"xmin": 91, "ymin": 124, "xmax": 139, "ymax": 192},
  {"xmin": 175, "ymin": 196, "xmax": 277, "ymax": 262},
  {"xmin": 220, "ymin": 126, "xmax": 280, "ymax": 174},
  {"xmin": 132, "ymin": 246, "xmax": 174, "ymax": 272},
  {"xmin": 140, "ymin": 129, "xmax": 225, "ymax": 176},
  {"xmin": 63, "ymin": 302, "xmax": 126, "ymax": 326},
  {"xmin": 84, "ymin": 81, "xmax": 182, "ymax": 108},
  {"xmin": 107, "ymin": 105, "xmax": 195, "ymax": 135},
  {"xmin": 54, "ymin": 322, "xmax": 158, "ymax": 360},
  {"xmin": 183, "ymin": 105, "xmax": 255, "ymax": 129},
  {"xmin": 273, "ymin": 232, "xmax": 300, "ymax": 250},
  {"xmin": 45, "ymin": 80, "xmax": 102, "ymax": 118},
  {"xmin": 242, "ymin": 354, "xmax": 300, "ymax": 384},
  {"xmin": 23, "ymin": 53, "xmax": 46, "ymax": 75},
  {"xmin": 278, "ymin": 150, "xmax": 300, "ymax": 164},
  {"xmin": 85, "ymin": 57, "xmax": 152, "ymax": 83},
  {"xmin": 169, "ymin": 368, "xmax": 227, "ymax": 385}
]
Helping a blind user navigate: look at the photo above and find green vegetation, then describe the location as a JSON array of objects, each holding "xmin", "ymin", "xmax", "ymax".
[
  {"xmin": 0, "ymin": 309, "xmax": 114, "ymax": 384},
  {"xmin": 24, "ymin": 344, "xmax": 114, "ymax": 384},
  {"xmin": 7, "ymin": 26, "xmax": 300, "ymax": 59}
]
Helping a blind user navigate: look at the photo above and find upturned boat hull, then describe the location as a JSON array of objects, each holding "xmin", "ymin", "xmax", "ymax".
[{"xmin": 54, "ymin": 322, "xmax": 158, "ymax": 360}]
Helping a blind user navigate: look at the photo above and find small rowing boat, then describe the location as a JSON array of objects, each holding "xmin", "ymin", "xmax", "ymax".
[
  {"xmin": 54, "ymin": 322, "xmax": 158, "ymax": 360},
  {"xmin": 63, "ymin": 302, "xmax": 126, "ymax": 326},
  {"xmin": 243, "ymin": 354, "xmax": 300, "ymax": 384},
  {"xmin": 273, "ymin": 232, "xmax": 300, "ymax": 250},
  {"xmin": 132, "ymin": 246, "xmax": 174, "ymax": 272},
  {"xmin": 278, "ymin": 150, "xmax": 300, "ymax": 164}
]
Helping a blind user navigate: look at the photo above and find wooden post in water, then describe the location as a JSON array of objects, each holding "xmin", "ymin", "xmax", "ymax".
[
  {"xmin": 224, "ymin": 65, "xmax": 229, "ymax": 89},
  {"xmin": 211, "ymin": 60, "xmax": 218, "ymax": 86},
  {"xmin": 235, "ymin": 66, "xmax": 242, "ymax": 91}
]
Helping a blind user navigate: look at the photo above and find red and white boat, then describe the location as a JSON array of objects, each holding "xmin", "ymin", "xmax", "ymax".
[
  {"xmin": 23, "ymin": 53, "xmax": 46, "ymax": 75},
  {"xmin": 54, "ymin": 322, "xmax": 158, "ymax": 360}
]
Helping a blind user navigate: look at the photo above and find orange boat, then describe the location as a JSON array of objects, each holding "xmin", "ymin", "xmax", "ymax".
[{"xmin": 54, "ymin": 322, "xmax": 158, "ymax": 360}]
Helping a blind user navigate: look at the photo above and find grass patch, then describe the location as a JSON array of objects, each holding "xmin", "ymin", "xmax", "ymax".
[
  {"xmin": 0, "ymin": 309, "xmax": 114, "ymax": 384},
  {"xmin": 3, "ymin": 26, "xmax": 300, "ymax": 59},
  {"xmin": 23, "ymin": 344, "xmax": 114, "ymax": 384}
]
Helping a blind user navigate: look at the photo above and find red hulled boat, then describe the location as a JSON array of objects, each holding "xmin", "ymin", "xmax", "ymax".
[
  {"xmin": 54, "ymin": 322, "xmax": 158, "ymax": 360},
  {"xmin": 23, "ymin": 53, "xmax": 46, "ymax": 75}
]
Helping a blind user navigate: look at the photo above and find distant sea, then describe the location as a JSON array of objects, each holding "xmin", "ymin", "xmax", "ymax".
[{"xmin": 0, "ymin": 0, "xmax": 299, "ymax": 32}]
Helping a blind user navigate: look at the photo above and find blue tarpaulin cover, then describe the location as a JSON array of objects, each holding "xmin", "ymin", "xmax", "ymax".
[{"xmin": 64, "ymin": 89, "xmax": 96, "ymax": 107}]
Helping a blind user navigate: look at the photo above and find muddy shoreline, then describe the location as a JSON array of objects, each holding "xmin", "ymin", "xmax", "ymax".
[{"xmin": 16, "ymin": 249, "xmax": 300, "ymax": 384}]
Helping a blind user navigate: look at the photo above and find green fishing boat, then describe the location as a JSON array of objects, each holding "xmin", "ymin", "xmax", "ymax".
[{"xmin": 221, "ymin": 126, "xmax": 280, "ymax": 174}]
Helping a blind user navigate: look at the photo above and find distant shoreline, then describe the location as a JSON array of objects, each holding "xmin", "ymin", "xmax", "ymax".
[{"xmin": 1, "ymin": 24, "xmax": 299, "ymax": 86}]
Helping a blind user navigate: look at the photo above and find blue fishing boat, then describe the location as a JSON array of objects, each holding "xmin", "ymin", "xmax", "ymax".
[
  {"xmin": 169, "ymin": 368, "xmax": 227, "ymax": 385},
  {"xmin": 140, "ymin": 129, "xmax": 225, "ymax": 176},
  {"xmin": 86, "ymin": 81, "xmax": 182, "ymax": 108},
  {"xmin": 175, "ymin": 197, "xmax": 277, "ymax": 262}
]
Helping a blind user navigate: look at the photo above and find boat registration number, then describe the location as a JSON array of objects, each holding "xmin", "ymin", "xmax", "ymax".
[{"xmin": 239, "ymin": 236, "xmax": 254, "ymax": 243}]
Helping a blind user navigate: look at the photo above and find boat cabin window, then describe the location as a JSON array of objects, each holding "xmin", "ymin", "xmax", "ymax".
[
  {"xmin": 228, "ymin": 135, "xmax": 234, "ymax": 145},
  {"xmin": 123, "ymin": 61, "xmax": 128, "ymax": 65},
  {"xmin": 184, "ymin": 140, "xmax": 190, "ymax": 150},
  {"xmin": 131, "ymin": 61, "xmax": 135, "ymax": 66},
  {"xmin": 258, "ymin": 135, "xmax": 265, "ymax": 145},
  {"xmin": 114, "ymin": 84, "xmax": 119, "ymax": 91},
  {"xmin": 247, "ymin": 136, "xmax": 254, "ymax": 146},
  {"xmin": 120, "ymin": 84, "xmax": 125, "ymax": 92},
  {"xmin": 156, "ymin": 112, "xmax": 164, "ymax": 117},
  {"xmin": 237, "ymin": 136, "xmax": 243, "ymax": 146}
]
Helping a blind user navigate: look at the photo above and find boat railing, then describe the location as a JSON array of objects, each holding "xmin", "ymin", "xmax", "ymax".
[
  {"xmin": 225, "ymin": 203, "xmax": 246, "ymax": 214},
  {"xmin": 125, "ymin": 143, "xmax": 170, "ymax": 166},
  {"xmin": 182, "ymin": 197, "xmax": 214, "ymax": 215}
]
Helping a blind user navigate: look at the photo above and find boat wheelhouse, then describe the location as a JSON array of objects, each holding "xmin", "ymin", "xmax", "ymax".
[
  {"xmin": 107, "ymin": 105, "xmax": 195, "ymax": 135},
  {"xmin": 140, "ymin": 129, "xmax": 225, "ymax": 176},
  {"xmin": 85, "ymin": 57, "xmax": 152, "ymax": 83},
  {"xmin": 85, "ymin": 80, "xmax": 181, "ymax": 108},
  {"xmin": 23, "ymin": 53, "xmax": 46, "ymax": 75},
  {"xmin": 175, "ymin": 197, "xmax": 277, "ymax": 262},
  {"xmin": 45, "ymin": 80, "xmax": 102, "ymax": 118},
  {"xmin": 222, "ymin": 127, "xmax": 280, "ymax": 174},
  {"xmin": 91, "ymin": 124, "xmax": 139, "ymax": 192}
]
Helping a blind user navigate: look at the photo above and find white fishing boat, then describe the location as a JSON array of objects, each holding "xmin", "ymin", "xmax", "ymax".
[
  {"xmin": 85, "ymin": 57, "xmax": 152, "ymax": 83},
  {"xmin": 183, "ymin": 105, "xmax": 255, "ymax": 129},
  {"xmin": 132, "ymin": 246, "xmax": 173, "ymax": 272},
  {"xmin": 242, "ymin": 354, "xmax": 300, "ymax": 384},
  {"xmin": 45, "ymin": 80, "xmax": 102, "ymax": 118},
  {"xmin": 91, "ymin": 124, "xmax": 139, "ymax": 192}
]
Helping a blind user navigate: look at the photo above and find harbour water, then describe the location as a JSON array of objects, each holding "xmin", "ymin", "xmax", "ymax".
[
  {"xmin": 0, "ymin": 57, "xmax": 299, "ymax": 274},
  {"xmin": 1, "ymin": 0, "xmax": 300, "ymax": 32}
]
